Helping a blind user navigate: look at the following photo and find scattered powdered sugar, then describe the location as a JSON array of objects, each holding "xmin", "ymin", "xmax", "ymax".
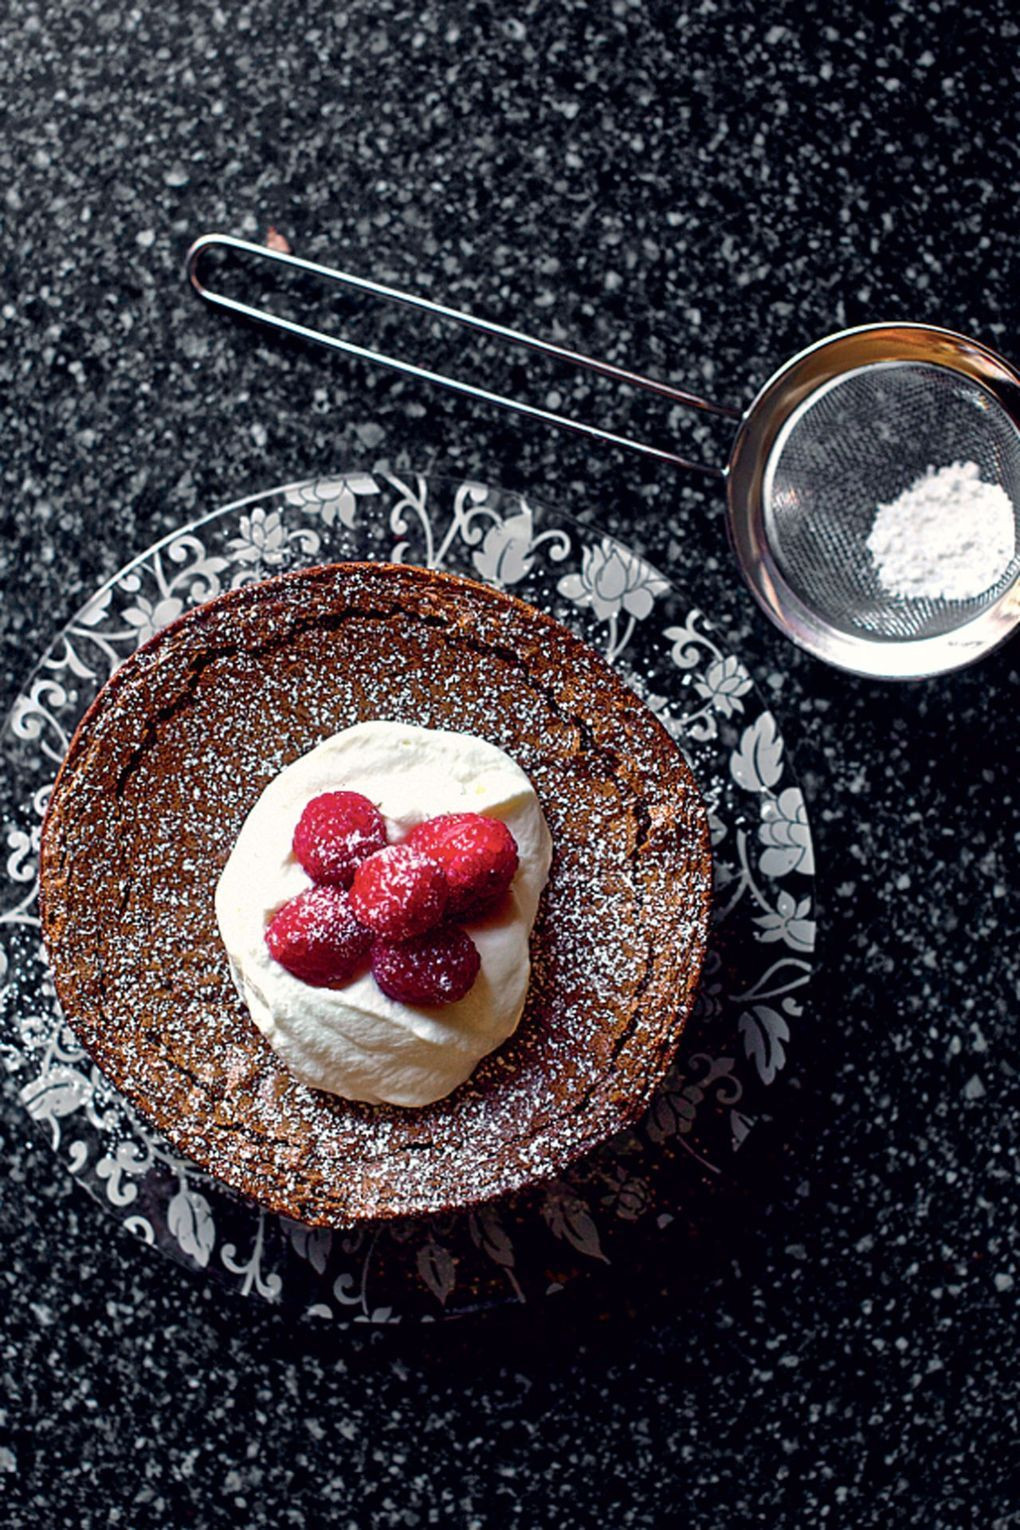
[{"xmin": 866, "ymin": 460, "xmax": 1016, "ymax": 602}]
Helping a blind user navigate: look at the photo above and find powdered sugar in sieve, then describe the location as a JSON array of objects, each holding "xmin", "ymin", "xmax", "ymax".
[{"xmin": 866, "ymin": 460, "xmax": 1016, "ymax": 603}]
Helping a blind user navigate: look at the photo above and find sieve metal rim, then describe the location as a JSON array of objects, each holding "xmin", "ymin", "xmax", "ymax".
[{"xmin": 724, "ymin": 323, "xmax": 1020, "ymax": 680}]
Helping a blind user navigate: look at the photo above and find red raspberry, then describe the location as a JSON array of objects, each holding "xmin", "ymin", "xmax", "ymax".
[
  {"xmin": 407, "ymin": 812, "xmax": 519, "ymax": 917},
  {"xmin": 292, "ymin": 791, "xmax": 387, "ymax": 888},
  {"xmin": 349, "ymin": 845, "xmax": 449, "ymax": 940},
  {"xmin": 371, "ymin": 926, "xmax": 481, "ymax": 1006},
  {"xmin": 265, "ymin": 886, "xmax": 371, "ymax": 988}
]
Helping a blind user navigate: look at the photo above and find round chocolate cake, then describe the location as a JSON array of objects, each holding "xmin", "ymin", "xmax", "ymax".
[{"xmin": 39, "ymin": 563, "xmax": 711, "ymax": 1226}]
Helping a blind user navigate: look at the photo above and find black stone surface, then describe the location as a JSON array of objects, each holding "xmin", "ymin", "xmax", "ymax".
[{"xmin": 1, "ymin": 2, "xmax": 1017, "ymax": 1526}]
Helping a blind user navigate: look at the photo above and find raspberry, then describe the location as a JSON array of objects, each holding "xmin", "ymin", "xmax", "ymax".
[
  {"xmin": 292, "ymin": 791, "xmax": 387, "ymax": 887},
  {"xmin": 407, "ymin": 812, "xmax": 519, "ymax": 916},
  {"xmin": 349, "ymin": 845, "xmax": 449, "ymax": 940},
  {"xmin": 371, "ymin": 925, "xmax": 481, "ymax": 1006},
  {"xmin": 265, "ymin": 886, "xmax": 371, "ymax": 988}
]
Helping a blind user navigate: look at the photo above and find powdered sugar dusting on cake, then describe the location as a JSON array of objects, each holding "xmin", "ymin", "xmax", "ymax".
[{"xmin": 39, "ymin": 564, "xmax": 711, "ymax": 1224}]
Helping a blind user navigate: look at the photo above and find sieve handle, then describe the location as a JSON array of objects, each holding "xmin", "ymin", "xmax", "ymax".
[{"xmin": 185, "ymin": 233, "xmax": 737, "ymax": 478}]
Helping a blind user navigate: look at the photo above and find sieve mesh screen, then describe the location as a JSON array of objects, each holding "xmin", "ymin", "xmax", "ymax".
[{"xmin": 763, "ymin": 361, "xmax": 1020, "ymax": 640}]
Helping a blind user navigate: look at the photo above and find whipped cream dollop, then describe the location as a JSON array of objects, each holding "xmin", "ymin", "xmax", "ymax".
[{"xmin": 215, "ymin": 721, "xmax": 553, "ymax": 1107}]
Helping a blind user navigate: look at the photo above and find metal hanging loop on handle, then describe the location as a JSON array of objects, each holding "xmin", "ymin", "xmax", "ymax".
[{"xmin": 185, "ymin": 233, "xmax": 738, "ymax": 477}]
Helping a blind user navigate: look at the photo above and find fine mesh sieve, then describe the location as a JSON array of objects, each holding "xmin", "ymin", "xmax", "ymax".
[
  {"xmin": 762, "ymin": 362, "xmax": 1020, "ymax": 644},
  {"xmin": 724, "ymin": 325, "xmax": 1020, "ymax": 677},
  {"xmin": 186, "ymin": 234, "xmax": 1020, "ymax": 679}
]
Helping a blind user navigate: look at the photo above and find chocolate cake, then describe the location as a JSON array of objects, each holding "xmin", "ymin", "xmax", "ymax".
[{"xmin": 39, "ymin": 563, "xmax": 712, "ymax": 1226}]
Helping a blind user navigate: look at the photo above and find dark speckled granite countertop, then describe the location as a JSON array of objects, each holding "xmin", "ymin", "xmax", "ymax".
[{"xmin": 1, "ymin": 3, "xmax": 1017, "ymax": 1526}]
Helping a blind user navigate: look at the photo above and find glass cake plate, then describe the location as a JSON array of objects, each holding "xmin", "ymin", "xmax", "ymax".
[{"xmin": 0, "ymin": 472, "xmax": 817, "ymax": 1323}]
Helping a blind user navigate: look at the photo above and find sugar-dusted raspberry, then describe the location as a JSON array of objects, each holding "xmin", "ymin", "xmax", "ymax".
[
  {"xmin": 265, "ymin": 886, "xmax": 372, "ymax": 988},
  {"xmin": 407, "ymin": 812, "xmax": 519, "ymax": 916},
  {"xmin": 292, "ymin": 791, "xmax": 388, "ymax": 887},
  {"xmin": 349, "ymin": 844, "xmax": 449, "ymax": 940},
  {"xmin": 371, "ymin": 925, "xmax": 481, "ymax": 1006}
]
